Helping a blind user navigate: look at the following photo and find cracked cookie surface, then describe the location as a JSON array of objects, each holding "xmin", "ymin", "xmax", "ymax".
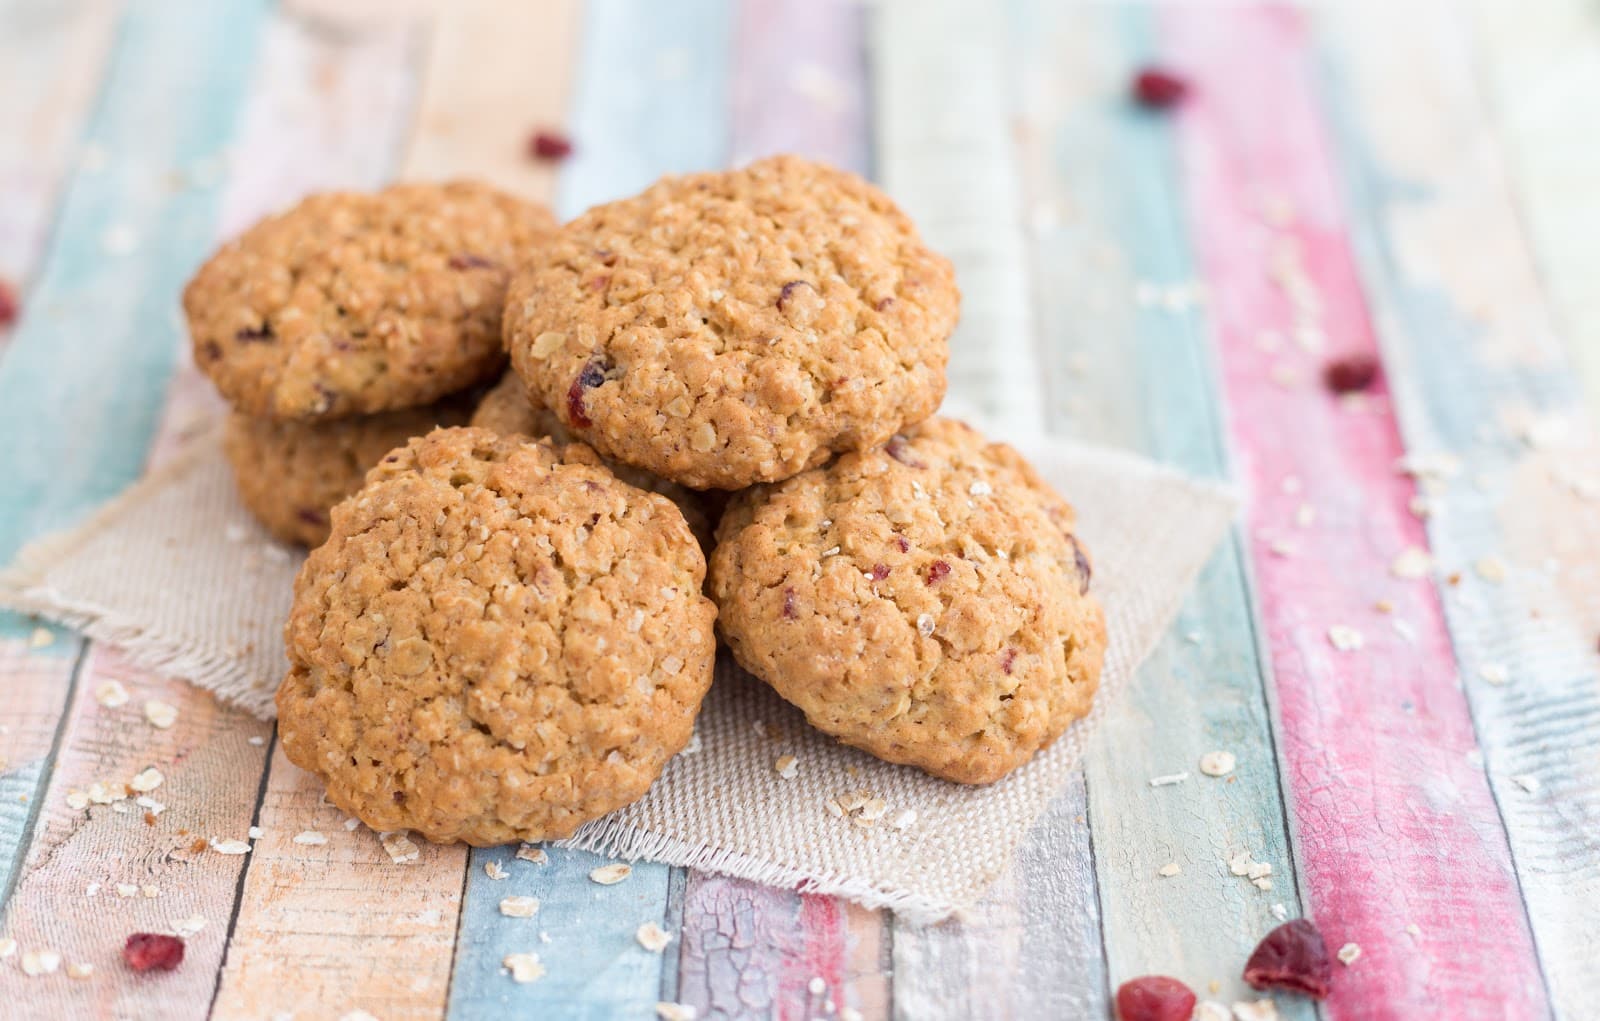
[
  {"xmin": 277, "ymin": 427, "xmax": 716, "ymax": 844},
  {"xmin": 224, "ymin": 397, "xmax": 473, "ymax": 547},
  {"xmin": 505, "ymin": 155, "xmax": 958, "ymax": 489},
  {"xmin": 709, "ymin": 418, "xmax": 1105, "ymax": 784},
  {"xmin": 186, "ymin": 181, "xmax": 556, "ymax": 420},
  {"xmin": 471, "ymin": 373, "xmax": 722, "ymax": 547}
]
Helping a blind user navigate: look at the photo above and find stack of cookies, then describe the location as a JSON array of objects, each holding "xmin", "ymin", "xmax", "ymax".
[
  {"xmin": 184, "ymin": 181, "xmax": 558, "ymax": 546},
  {"xmin": 185, "ymin": 157, "xmax": 1107, "ymax": 848}
]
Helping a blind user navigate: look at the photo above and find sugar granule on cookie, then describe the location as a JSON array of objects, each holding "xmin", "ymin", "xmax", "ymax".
[
  {"xmin": 275, "ymin": 427, "xmax": 716, "ymax": 845},
  {"xmin": 185, "ymin": 181, "xmax": 556, "ymax": 420},
  {"xmin": 710, "ymin": 418, "xmax": 1106, "ymax": 784},
  {"xmin": 504, "ymin": 155, "xmax": 959, "ymax": 489}
]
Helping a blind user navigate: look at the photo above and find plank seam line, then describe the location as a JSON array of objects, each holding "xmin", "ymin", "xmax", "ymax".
[
  {"xmin": 205, "ymin": 727, "xmax": 279, "ymax": 1019},
  {"xmin": 1308, "ymin": 36, "xmax": 1556, "ymax": 1016},
  {"xmin": 1080, "ymin": 769, "xmax": 1114, "ymax": 1009},
  {"xmin": 0, "ymin": 638, "xmax": 89, "ymax": 919},
  {"xmin": 657, "ymin": 860, "xmax": 687, "ymax": 1004}
]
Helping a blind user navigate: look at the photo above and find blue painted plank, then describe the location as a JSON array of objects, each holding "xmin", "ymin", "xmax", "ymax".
[
  {"xmin": 0, "ymin": 0, "xmax": 270, "ymax": 913},
  {"xmin": 448, "ymin": 1, "xmax": 732, "ymax": 1016}
]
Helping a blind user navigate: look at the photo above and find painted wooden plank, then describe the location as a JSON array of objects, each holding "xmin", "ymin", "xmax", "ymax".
[
  {"xmin": 1030, "ymin": 3, "xmax": 1312, "ymax": 1010},
  {"xmin": 1467, "ymin": 0, "xmax": 1600, "ymax": 413},
  {"xmin": 0, "ymin": 637, "xmax": 80, "ymax": 903},
  {"xmin": 0, "ymin": 646, "xmax": 270, "ymax": 1018},
  {"xmin": 444, "ymin": 2, "xmax": 731, "ymax": 1015},
  {"xmin": 0, "ymin": 0, "xmax": 121, "ymax": 322},
  {"xmin": 1320, "ymin": 3, "xmax": 1600, "ymax": 1014},
  {"xmin": 873, "ymin": 0, "xmax": 1043, "ymax": 436},
  {"xmin": 197, "ymin": 11, "xmax": 478, "ymax": 1020},
  {"xmin": 1162, "ymin": 4, "xmax": 1549, "ymax": 1014},
  {"xmin": 403, "ymin": 0, "xmax": 580, "ymax": 204},
  {"xmin": 665, "ymin": 5, "xmax": 887, "ymax": 1019}
]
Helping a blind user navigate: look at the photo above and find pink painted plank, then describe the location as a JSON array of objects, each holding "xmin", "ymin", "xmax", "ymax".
[{"xmin": 1160, "ymin": 4, "xmax": 1547, "ymax": 1015}]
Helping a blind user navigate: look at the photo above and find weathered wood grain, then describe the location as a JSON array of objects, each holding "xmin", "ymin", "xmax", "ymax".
[
  {"xmin": 403, "ymin": 0, "xmax": 580, "ymax": 204},
  {"xmin": 200, "ymin": 9, "xmax": 470, "ymax": 1019},
  {"xmin": 0, "ymin": 638, "xmax": 80, "ymax": 903},
  {"xmin": 1010, "ymin": 3, "xmax": 1314, "ymax": 1011},
  {"xmin": 1468, "ymin": 0, "xmax": 1600, "ymax": 413},
  {"xmin": 1164, "ymin": 3, "xmax": 1549, "ymax": 1013},
  {"xmin": 0, "ymin": 0, "xmax": 121, "ymax": 323},
  {"xmin": 873, "ymin": 0, "xmax": 1042, "ymax": 436},
  {"xmin": 0, "ymin": 647, "xmax": 270, "ymax": 1018},
  {"xmin": 1321, "ymin": 2, "xmax": 1600, "ymax": 1013}
]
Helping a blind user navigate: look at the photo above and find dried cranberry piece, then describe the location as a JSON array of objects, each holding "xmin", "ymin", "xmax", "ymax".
[
  {"xmin": 235, "ymin": 324, "xmax": 273, "ymax": 343},
  {"xmin": 1115, "ymin": 975, "xmax": 1196, "ymax": 1021},
  {"xmin": 295, "ymin": 507, "xmax": 326, "ymax": 526},
  {"xmin": 893, "ymin": 536, "xmax": 910, "ymax": 554},
  {"xmin": 0, "ymin": 276, "xmax": 19, "ymax": 329},
  {"xmin": 200, "ymin": 341, "xmax": 223, "ymax": 363},
  {"xmin": 528, "ymin": 129, "xmax": 573, "ymax": 161},
  {"xmin": 782, "ymin": 587, "xmax": 798, "ymax": 619},
  {"xmin": 448, "ymin": 253, "xmax": 498, "ymax": 271},
  {"xmin": 884, "ymin": 436, "xmax": 924, "ymax": 468},
  {"xmin": 925, "ymin": 560, "xmax": 951, "ymax": 585},
  {"xmin": 1132, "ymin": 68, "xmax": 1189, "ymax": 108},
  {"xmin": 869, "ymin": 564, "xmax": 891, "ymax": 582},
  {"xmin": 1323, "ymin": 354, "xmax": 1381, "ymax": 394},
  {"xmin": 124, "ymin": 933, "xmax": 185, "ymax": 972},
  {"xmin": 1068, "ymin": 535, "xmax": 1092, "ymax": 595},
  {"xmin": 565, "ymin": 358, "xmax": 608, "ymax": 429},
  {"xmin": 873, "ymin": 296, "xmax": 895, "ymax": 312},
  {"xmin": 1000, "ymin": 649, "xmax": 1017, "ymax": 674},
  {"xmin": 1243, "ymin": 919, "xmax": 1333, "ymax": 999},
  {"xmin": 777, "ymin": 280, "xmax": 811, "ymax": 310}
]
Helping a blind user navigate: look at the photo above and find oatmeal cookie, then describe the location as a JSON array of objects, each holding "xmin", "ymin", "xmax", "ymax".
[
  {"xmin": 709, "ymin": 418, "xmax": 1105, "ymax": 784},
  {"xmin": 186, "ymin": 181, "xmax": 556, "ymax": 420},
  {"xmin": 505, "ymin": 155, "xmax": 957, "ymax": 489},
  {"xmin": 224, "ymin": 397, "xmax": 473, "ymax": 547},
  {"xmin": 471, "ymin": 373, "xmax": 722, "ymax": 547},
  {"xmin": 276, "ymin": 427, "xmax": 716, "ymax": 844}
]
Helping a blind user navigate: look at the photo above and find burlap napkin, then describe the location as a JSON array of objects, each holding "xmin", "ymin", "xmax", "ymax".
[{"xmin": 0, "ymin": 424, "xmax": 1234, "ymax": 922}]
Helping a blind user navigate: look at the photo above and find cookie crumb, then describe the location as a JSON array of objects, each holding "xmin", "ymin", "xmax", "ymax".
[
  {"xmin": 1199, "ymin": 751, "xmax": 1236, "ymax": 777},
  {"xmin": 21, "ymin": 949, "xmax": 61, "ymax": 976},
  {"xmin": 95, "ymin": 681, "xmax": 130, "ymax": 709},
  {"xmin": 66, "ymin": 962, "xmax": 94, "ymax": 980},
  {"xmin": 1389, "ymin": 546, "xmax": 1433, "ymax": 579},
  {"xmin": 144, "ymin": 700, "xmax": 178, "ymax": 729},
  {"xmin": 1327, "ymin": 625, "xmax": 1365, "ymax": 651},
  {"xmin": 516, "ymin": 845, "xmax": 549, "ymax": 865},
  {"xmin": 1158, "ymin": 863, "xmax": 1181, "ymax": 877},
  {"xmin": 503, "ymin": 952, "xmax": 545, "ymax": 983},
  {"xmin": 485, "ymin": 860, "xmax": 509, "ymax": 880},
  {"xmin": 378, "ymin": 830, "xmax": 420, "ymax": 864},
  {"xmin": 590, "ymin": 863, "xmax": 632, "ymax": 885},
  {"xmin": 636, "ymin": 922, "xmax": 672, "ymax": 952},
  {"xmin": 774, "ymin": 755, "xmax": 799, "ymax": 779}
]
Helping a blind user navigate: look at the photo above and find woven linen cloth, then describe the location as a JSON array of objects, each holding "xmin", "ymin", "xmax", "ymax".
[{"xmin": 0, "ymin": 425, "xmax": 1235, "ymax": 923}]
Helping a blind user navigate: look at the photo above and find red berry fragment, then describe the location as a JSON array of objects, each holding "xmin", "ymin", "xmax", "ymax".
[
  {"xmin": 124, "ymin": 933, "xmax": 185, "ymax": 972},
  {"xmin": 1115, "ymin": 975, "xmax": 1197, "ymax": 1021},
  {"xmin": 1323, "ymin": 354, "xmax": 1381, "ymax": 394},
  {"xmin": 925, "ymin": 560, "xmax": 951, "ymax": 586},
  {"xmin": 1243, "ymin": 919, "xmax": 1333, "ymax": 999},
  {"xmin": 528, "ymin": 129, "xmax": 573, "ymax": 161},
  {"xmin": 0, "ymin": 277, "xmax": 18, "ymax": 329},
  {"xmin": 565, "ymin": 358, "xmax": 607, "ymax": 428},
  {"xmin": 884, "ymin": 436, "xmax": 925, "ymax": 468},
  {"xmin": 1068, "ymin": 535, "xmax": 1092, "ymax": 595},
  {"xmin": 1132, "ymin": 68, "xmax": 1189, "ymax": 109}
]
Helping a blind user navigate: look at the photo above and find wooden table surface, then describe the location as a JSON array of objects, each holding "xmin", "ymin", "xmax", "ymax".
[{"xmin": 2, "ymin": 1, "xmax": 1597, "ymax": 1018}]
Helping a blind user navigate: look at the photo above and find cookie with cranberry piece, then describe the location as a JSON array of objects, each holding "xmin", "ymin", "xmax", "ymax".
[
  {"xmin": 504, "ymin": 155, "xmax": 958, "ymax": 490},
  {"xmin": 471, "ymin": 373, "xmax": 722, "ymax": 547},
  {"xmin": 709, "ymin": 418, "xmax": 1104, "ymax": 784},
  {"xmin": 277, "ymin": 427, "xmax": 716, "ymax": 844},
  {"xmin": 223, "ymin": 396, "xmax": 474, "ymax": 547},
  {"xmin": 186, "ymin": 181, "xmax": 556, "ymax": 420}
]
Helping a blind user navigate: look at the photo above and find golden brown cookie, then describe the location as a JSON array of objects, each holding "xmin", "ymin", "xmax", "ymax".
[
  {"xmin": 709, "ymin": 418, "xmax": 1105, "ymax": 784},
  {"xmin": 277, "ymin": 427, "xmax": 716, "ymax": 844},
  {"xmin": 186, "ymin": 181, "xmax": 556, "ymax": 420},
  {"xmin": 505, "ymin": 155, "xmax": 958, "ymax": 489},
  {"xmin": 470, "ymin": 373, "xmax": 724, "ymax": 548},
  {"xmin": 224, "ymin": 398, "xmax": 473, "ymax": 546}
]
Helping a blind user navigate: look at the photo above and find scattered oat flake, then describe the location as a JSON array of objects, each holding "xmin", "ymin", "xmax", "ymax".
[
  {"xmin": 1253, "ymin": 877, "xmax": 1274, "ymax": 891},
  {"xmin": 116, "ymin": 883, "xmax": 139, "ymax": 898},
  {"xmin": 656, "ymin": 1003, "xmax": 698, "ymax": 1021},
  {"xmin": 500, "ymin": 896, "xmax": 540, "ymax": 918},
  {"xmin": 808, "ymin": 976, "xmax": 826, "ymax": 995},
  {"xmin": 774, "ymin": 754, "xmax": 799, "ymax": 779},
  {"xmin": 1327, "ymin": 625, "xmax": 1365, "ymax": 651},
  {"xmin": 1231, "ymin": 1000, "xmax": 1280, "ymax": 1021},
  {"xmin": 503, "ymin": 952, "xmax": 545, "ymax": 983},
  {"xmin": 66, "ymin": 961, "xmax": 93, "ymax": 979},
  {"xmin": 590, "ymin": 863, "xmax": 632, "ymax": 885},
  {"xmin": 144, "ymin": 700, "xmax": 178, "ymax": 729},
  {"xmin": 293, "ymin": 830, "xmax": 327, "ymax": 846},
  {"xmin": 0, "ymin": 938, "xmax": 14, "ymax": 959},
  {"xmin": 485, "ymin": 860, "xmax": 509, "ymax": 880},
  {"xmin": 1158, "ymin": 863, "xmax": 1181, "ymax": 878},
  {"xmin": 1405, "ymin": 923, "xmax": 1421, "ymax": 937},
  {"xmin": 22, "ymin": 949, "xmax": 62, "ymax": 975},
  {"xmin": 130, "ymin": 767, "xmax": 163, "ymax": 793},
  {"xmin": 1337, "ymin": 942, "xmax": 1362, "ymax": 965},
  {"xmin": 636, "ymin": 922, "xmax": 672, "ymax": 952},
  {"xmin": 840, "ymin": 1009, "xmax": 864, "ymax": 1021},
  {"xmin": 1199, "ymin": 751, "xmax": 1236, "ymax": 777},
  {"xmin": 1389, "ymin": 546, "xmax": 1433, "ymax": 579},
  {"xmin": 1148, "ymin": 771, "xmax": 1189, "ymax": 787},
  {"xmin": 1479, "ymin": 664, "xmax": 1510, "ymax": 686},
  {"xmin": 1475, "ymin": 556, "xmax": 1507, "ymax": 583},
  {"xmin": 379, "ymin": 830, "xmax": 420, "ymax": 864},
  {"xmin": 94, "ymin": 680, "xmax": 130, "ymax": 708},
  {"xmin": 890, "ymin": 808, "xmax": 918, "ymax": 831},
  {"xmin": 66, "ymin": 790, "xmax": 90, "ymax": 811},
  {"xmin": 247, "ymin": 826, "xmax": 264, "ymax": 839},
  {"xmin": 29, "ymin": 627, "xmax": 53, "ymax": 648},
  {"xmin": 1294, "ymin": 503, "xmax": 1315, "ymax": 528},
  {"xmin": 1270, "ymin": 903, "xmax": 1289, "ymax": 922},
  {"xmin": 1194, "ymin": 1003, "xmax": 1231, "ymax": 1021},
  {"xmin": 247, "ymin": 735, "xmax": 265, "ymax": 746},
  {"xmin": 211, "ymin": 837, "xmax": 251, "ymax": 855},
  {"xmin": 87, "ymin": 781, "xmax": 124, "ymax": 804},
  {"xmin": 142, "ymin": 885, "xmax": 159, "ymax": 898},
  {"xmin": 516, "ymin": 844, "xmax": 549, "ymax": 865}
]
